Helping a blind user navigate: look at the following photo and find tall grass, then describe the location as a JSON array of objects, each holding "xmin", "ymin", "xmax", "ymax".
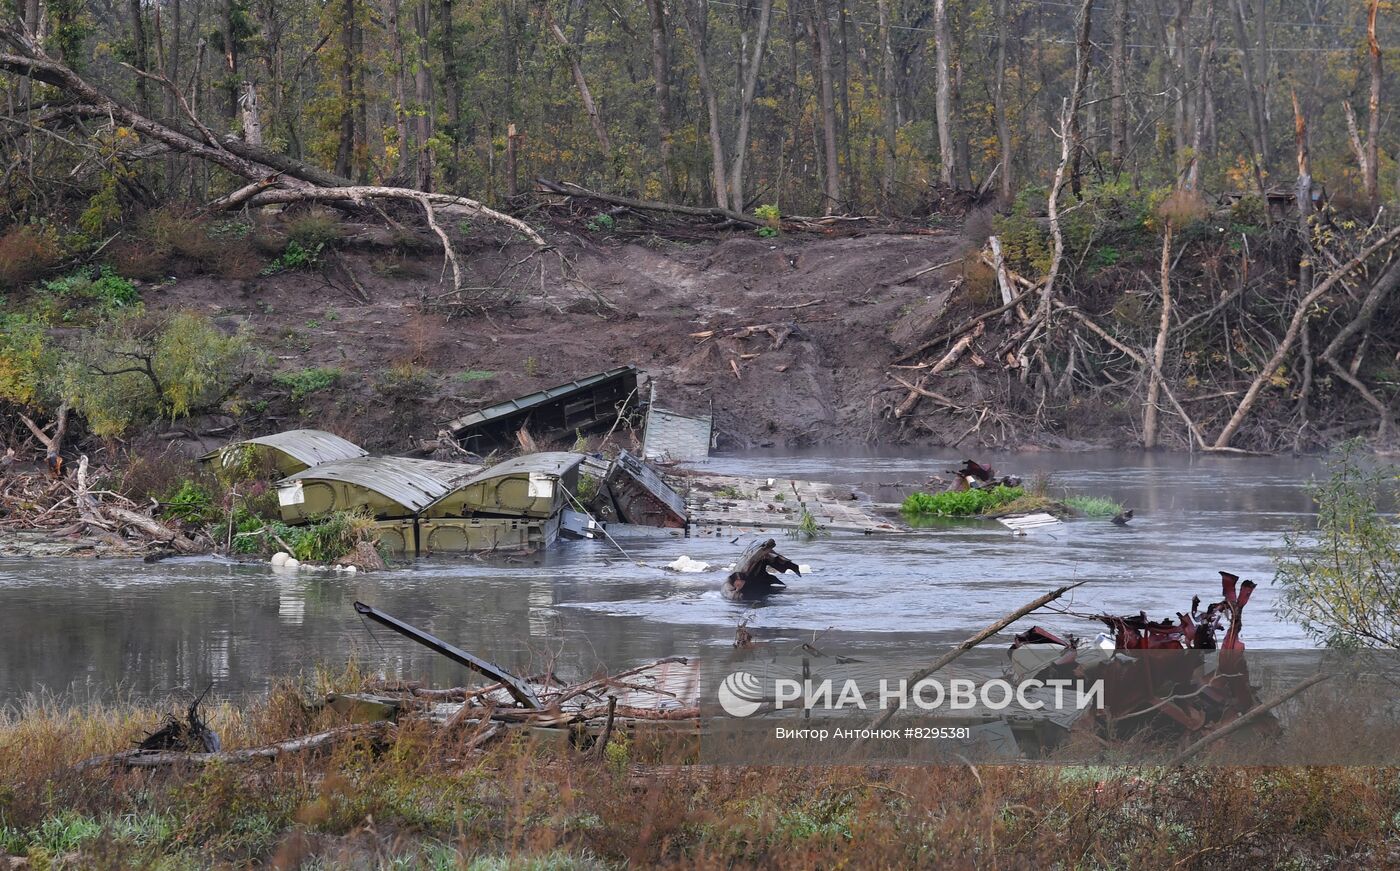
[
  {"xmin": 1, "ymin": 675, "xmax": 1397, "ymax": 868},
  {"xmin": 1064, "ymin": 495, "xmax": 1125, "ymax": 517}
]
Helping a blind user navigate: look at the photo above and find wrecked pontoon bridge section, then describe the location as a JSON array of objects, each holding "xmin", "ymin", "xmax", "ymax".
[
  {"xmin": 417, "ymin": 452, "xmax": 586, "ymax": 553},
  {"xmin": 676, "ymin": 472, "xmax": 904, "ymax": 535},
  {"xmin": 200, "ymin": 428, "xmax": 368, "ymax": 476},
  {"xmin": 273, "ymin": 452, "xmax": 594, "ymax": 555},
  {"xmin": 276, "ymin": 457, "xmax": 482, "ymax": 524},
  {"xmin": 446, "ymin": 366, "xmax": 642, "ymax": 454}
]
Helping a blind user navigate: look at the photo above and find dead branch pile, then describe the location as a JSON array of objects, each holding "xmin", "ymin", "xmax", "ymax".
[
  {"xmin": 76, "ymin": 655, "xmax": 695, "ymax": 771},
  {"xmin": 0, "ymin": 454, "xmax": 202, "ymax": 557},
  {"xmin": 879, "ymin": 213, "xmax": 1400, "ymax": 454}
]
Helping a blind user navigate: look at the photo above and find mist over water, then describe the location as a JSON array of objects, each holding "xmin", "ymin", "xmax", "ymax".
[{"xmin": 0, "ymin": 449, "xmax": 1324, "ymax": 701}]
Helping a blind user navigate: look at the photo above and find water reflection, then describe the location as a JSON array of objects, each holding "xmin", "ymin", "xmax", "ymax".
[{"xmin": 0, "ymin": 449, "xmax": 1328, "ymax": 701}]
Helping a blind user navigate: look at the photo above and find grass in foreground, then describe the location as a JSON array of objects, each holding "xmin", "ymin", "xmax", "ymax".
[{"xmin": 2, "ymin": 673, "xmax": 1398, "ymax": 869}]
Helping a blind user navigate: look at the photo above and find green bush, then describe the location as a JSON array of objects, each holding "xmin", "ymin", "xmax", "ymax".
[
  {"xmin": 375, "ymin": 362, "xmax": 432, "ymax": 398},
  {"xmin": 900, "ymin": 485, "xmax": 1024, "ymax": 517},
  {"xmin": 283, "ymin": 212, "xmax": 343, "ymax": 251},
  {"xmin": 585, "ymin": 213, "xmax": 616, "ymax": 232},
  {"xmin": 273, "ymin": 367, "xmax": 340, "ymax": 400},
  {"xmin": 1276, "ymin": 440, "xmax": 1400, "ymax": 648},
  {"xmin": 261, "ymin": 240, "xmax": 322, "ymax": 275},
  {"xmin": 754, "ymin": 204, "xmax": 781, "ymax": 224},
  {"xmin": 62, "ymin": 310, "xmax": 249, "ymax": 437},
  {"xmin": 161, "ymin": 479, "xmax": 220, "ymax": 525},
  {"xmin": 1064, "ymin": 495, "xmax": 1124, "ymax": 517},
  {"xmin": 221, "ymin": 509, "xmax": 379, "ymax": 562},
  {"xmin": 287, "ymin": 510, "xmax": 378, "ymax": 562},
  {"xmin": 0, "ymin": 312, "xmax": 57, "ymax": 408},
  {"xmin": 41, "ymin": 266, "xmax": 139, "ymax": 313}
]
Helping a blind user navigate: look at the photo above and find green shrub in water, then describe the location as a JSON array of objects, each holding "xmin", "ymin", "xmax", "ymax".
[
  {"xmin": 1064, "ymin": 495, "xmax": 1124, "ymax": 517},
  {"xmin": 900, "ymin": 485, "xmax": 1024, "ymax": 517},
  {"xmin": 216, "ymin": 507, "xmax": 377, "ymax": 562}
]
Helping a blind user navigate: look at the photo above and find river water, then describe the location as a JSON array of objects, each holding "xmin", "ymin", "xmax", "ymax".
[{"xmin": 0, "ymin": 450, "xmax": 1326, "ymax": 702}]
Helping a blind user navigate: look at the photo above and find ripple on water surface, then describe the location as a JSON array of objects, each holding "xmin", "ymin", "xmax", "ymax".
[{"xmin": 0, "ymin": 449, "xmax": 1324, "ymax": 698}]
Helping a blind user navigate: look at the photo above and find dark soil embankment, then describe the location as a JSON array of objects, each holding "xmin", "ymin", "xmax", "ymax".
[{"xmin": 151, "ymin": 228, "xmax": 1073, "ymax": 455}]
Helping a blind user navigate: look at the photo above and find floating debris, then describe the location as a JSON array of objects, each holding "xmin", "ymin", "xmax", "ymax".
[
  {"xmin": 607, "ymin": 449, "xmax": 688, "ymax": 528},
  {"xmin": 721, "ymin": 539, "xmax": 801, "ymax": 601},
  {"xmin": 666, "ymin": 555, "xmax": 712, "ymax": 572},
  {"xmin": 998, "ymin": 512, "xmax": 1062, "ymax": 534}
]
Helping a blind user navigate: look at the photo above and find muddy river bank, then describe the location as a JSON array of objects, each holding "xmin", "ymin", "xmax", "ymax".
[{"xmin": 0, "ymin": 449, "xmax": 1325, "ymax": 701}]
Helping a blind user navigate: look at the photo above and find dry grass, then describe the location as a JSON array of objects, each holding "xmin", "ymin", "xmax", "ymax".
[
  {"xmin": 1, "ymin": 670, "xmax": 1398, "ymax": 869},
  {"xmin": 0, "ymin": 225, "xmax": 60, "ymax": 289}
]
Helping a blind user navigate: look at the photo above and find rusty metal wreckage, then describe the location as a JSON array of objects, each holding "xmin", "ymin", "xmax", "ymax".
[{"xmin": 1010, "ymin": 572, "xmax": 1275, "ymax": 742}]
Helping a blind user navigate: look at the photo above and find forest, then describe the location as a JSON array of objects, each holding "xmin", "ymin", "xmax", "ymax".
[
  {"xmin": 0, "ymin": 0, "xmax": 1394, "ymax": 214},
  {"xmin": 4, "ymin": 0, "xmax": 1400, "ymax": 456}
]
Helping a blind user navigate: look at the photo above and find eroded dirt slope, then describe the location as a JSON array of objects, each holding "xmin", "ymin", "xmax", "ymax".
[{"xmin": 149, "ymin": 229, "xmax": 1066, "ymax": 454}]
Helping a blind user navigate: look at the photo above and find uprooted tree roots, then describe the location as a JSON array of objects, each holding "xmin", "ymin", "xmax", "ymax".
[{"xmin": 0, "ymin": 455, "xmax": 203, "ymax": 556}]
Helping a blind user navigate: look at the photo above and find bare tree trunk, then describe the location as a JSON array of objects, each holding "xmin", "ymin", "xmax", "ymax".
[
  {"xmin": 438, "ymin": 0, "xmax": 462, "ymax": 187},
  {"xmin": 387, "ymin": 0, "xmax": 411, "ymax": 180},
  {"xmin": 239, "ymin": 81, "xmax": 262, "ymax": 146},
  {"xmin": 1345, "ymin": 101, "xmax": 1372, "ymax": 203},
  {"xmin": 876, "ymin": 0, "xmax": 898, "ymax": 208},
  {"xmin": 354, "ymin": 13, "xmax": 368, "ymax": 182},
  {"xmin": 541, "ymin": 0, "xmax": 611, "ymax": 156},
  {"xmin": 1068, "ymin": 0, "xmax": 1093, "ymax": 198},
  {"xmin": 1163, "ymin": 0, "xmax": 1194, "ymax": 177},
  {"xmin": 1318, "ymin": 258, "xmax": 1400, "ymax": 438},
  {"xmin": 729, "ymin": 0, "xmax": 774, "ymax": 211},
  {"xmin": 1035, "ymin": 0, "xmax": 1094, "ymax": 357},
  {"xmin": 1366, "ymin": 0, "xmax": 1382, "ymax": 212},
  {"xmin": 1292, "ymin": 88, "xmax": 1314, "ymax": 300},
  {"xmin": 1183, "ymin": 0, "xmax": 1215, "ymax": 191},
  {"xmin": 505, "ymin": 123, "xmax": 519, "ymax": 197},
  {"xmin": 644, "ymin": 0, "xmax": 675, "ymax": 196},
  {"xmin": 414, "ymin": 0, "xmax": 434, "ymax": 191},
  {"xmin": 1109, "ymin": 0, "xmax": 1127, "ymax": 171},
  {"xmin": 932, "ymin": 0, "xmax": 959, "ymax": 188},
  {"xmin": 808, "ymin": 0, "xmax": 839, "ymax": 214},
  {"xmin": 1144, "ymin": 222, "xmax": 1173, "ymax": 448},
  {"xmin": 678, "ymin": 0, "xmax": 730, "ymax": 210},
  {"xmin": 1231, "ymin": 0, "xmax": 1268, "ymax": 174},
  {"xmin": 1252, "ymin": 0, "xmax": 1270, "ymax": 171},
  {"xmin": 335, "ymin": 0, "xmax": 356, "ymax": 179},
  {"xmin": 219, "ymin": 0, "xmax": 238, "ymax": 124},
  {"xmin": 994, "ymin": 0, "xmax": 1013, "ymax": 199},
  {"xmin": 127, "ymin": 0, "xmax": 151, "ymax": 114},
  {"xmin": 950, "ymin": 35, "xmax": 970, "ymax": 189}
]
